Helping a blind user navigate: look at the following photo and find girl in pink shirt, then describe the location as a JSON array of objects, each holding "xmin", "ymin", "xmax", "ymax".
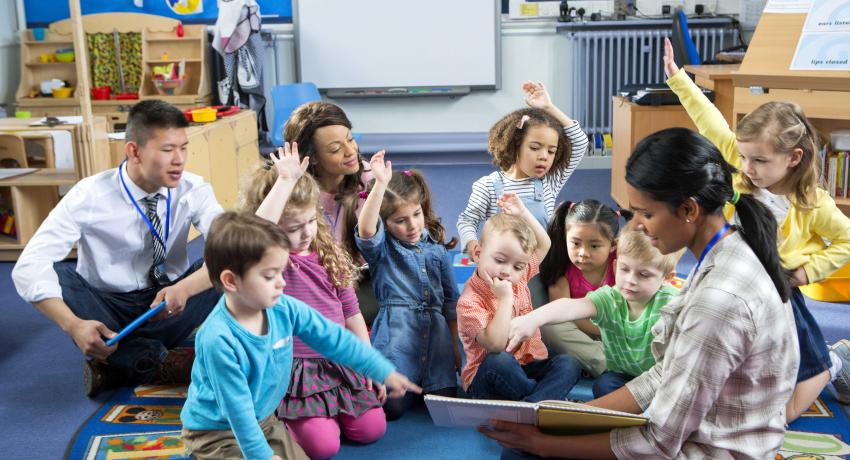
[
  {"xmin": 242, "ymin": 143, "xmax": 386, "ymax": 460},
  {"xmin": 538, "ymin": 199, "xmax": 629, "ymax": 375}
]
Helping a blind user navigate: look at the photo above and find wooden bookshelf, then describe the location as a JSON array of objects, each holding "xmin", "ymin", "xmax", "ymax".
[
  {"xmin": 16, "ymin": 13, "xmax": 212, "ymax": 131},
  {"xmin": 0, "ymin": 118, "xmax": 110, "ymax": 260}
]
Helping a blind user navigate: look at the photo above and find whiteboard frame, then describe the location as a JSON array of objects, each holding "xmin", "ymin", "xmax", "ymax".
[{"xmin": 292, "ymin": 0, "xmax": 501, "ymax": 95}]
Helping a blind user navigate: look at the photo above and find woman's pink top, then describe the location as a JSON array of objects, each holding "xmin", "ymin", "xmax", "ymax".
[{"xmin": 319, "ymin": 163, "xmax": 373, "ymax": 244}]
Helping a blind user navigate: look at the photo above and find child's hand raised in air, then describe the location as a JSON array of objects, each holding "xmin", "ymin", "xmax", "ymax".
[
  {"xmin": 497, "ymin": 192, "xmax": 528, "ymax": 216},
  {"xmin": 271, "ymin": 142, "xmax": 309, "ymax": 181},
  {"xmin": 506, "ymin": 315, "xmax": 537, "ymax": 353},
  {"xmin": 384, "ymin": 371, "xmax": 422, "ymax": 398},
  {"xmin": 369, "ymin": 150, "xmax": 391, "ymax": 185},
  {"xmin": 663, "ymin": 37, "xmax": 680, "ymax": 79},
  {"xmin": 522, "ymin": 80, "xmax": 552, "ymax": 111}
]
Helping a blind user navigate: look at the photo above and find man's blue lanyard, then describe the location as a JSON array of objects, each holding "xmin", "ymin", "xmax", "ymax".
[
  {"xmin": 118, "ymin": 160, "xmax": 171, "ymax": 247},
  {"xmin": 694, "ymin": 222, "xmax": 730, "ymax": 273}
]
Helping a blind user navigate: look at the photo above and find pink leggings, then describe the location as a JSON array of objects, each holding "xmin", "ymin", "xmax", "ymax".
[{"xmin": 286, "ymin": 407, "xmax": 386, "ymax": 460}]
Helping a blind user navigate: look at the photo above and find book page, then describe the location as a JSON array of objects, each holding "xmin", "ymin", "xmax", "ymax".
[
  {"xmin": 539, "ymin": 400, "xmax": 648, "ymax": 420},
  {"xmin": 424, "ymin": 395, "xmax": 538, "ymax": 428}
]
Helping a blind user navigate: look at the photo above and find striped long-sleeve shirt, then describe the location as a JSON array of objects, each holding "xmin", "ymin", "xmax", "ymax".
[
  {"xmin": 282, "ymin": 251, "xmax": 361, "ymax": 358},
  {"xmin": 457, "ymin": 121, "xmax": 588, "ymax": 251}
]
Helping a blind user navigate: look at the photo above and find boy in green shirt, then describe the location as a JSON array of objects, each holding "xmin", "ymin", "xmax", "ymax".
[{"xmin": 508, "ymin": 227, "xmax": 683, "ymax": 398}]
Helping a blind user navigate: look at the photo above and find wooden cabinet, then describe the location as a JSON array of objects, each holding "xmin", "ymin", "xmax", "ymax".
[
  {"xmin": 610, "ymin": 64, "xmax": 740, "ymax": 207},
  {"xmin": 0, "ymin": 117, "xmax": 110, "ymax": 260},
  {"xmin": 683, "ymin": 64, "xmax": 739, "ymax": 127},
  {"xmin": 109, "ymin": 110, "xmax": 261, "ymax": 215},
  {"xmin": 610, "ymin": 96, "xmax": 697, "ymax": 207}
]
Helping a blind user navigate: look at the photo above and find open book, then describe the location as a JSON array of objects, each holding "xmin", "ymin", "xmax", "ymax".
[{"xmin": 424, "ymin": 395, "xmax": 647, "ymax": 435}]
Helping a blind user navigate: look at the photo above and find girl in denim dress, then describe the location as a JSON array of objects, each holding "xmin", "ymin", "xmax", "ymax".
[{"xmin": 355, "ymin": 151, "xmax": 461, "ymax": 420}]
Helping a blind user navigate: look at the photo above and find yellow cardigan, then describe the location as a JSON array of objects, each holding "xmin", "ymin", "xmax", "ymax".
[{"xmin": 666, "ymin": 69, "xmax": 850, "ymax": 283}]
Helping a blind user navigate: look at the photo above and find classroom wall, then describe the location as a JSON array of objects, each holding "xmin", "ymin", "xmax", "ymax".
[
  {"xmin": 264, "ymin": 19, "xmax": 571, "ymax": 134},
  {"xmin": 0, "ymin": 1, "xmax": 22, "ymax": 107},
  {"xmin": 2, "ymin": 1, "xmax": 753, "ymax": 123}
]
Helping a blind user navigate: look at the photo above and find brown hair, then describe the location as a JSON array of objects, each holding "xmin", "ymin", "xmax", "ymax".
[
  {"xmin": 616, "ymin": 226, "xmax": 683, "ymax": 275},
  {"xmin": 366, "ymin": 169, "xmax": 456, "ymax": 249},
  {"xmin": 479, "ymin": 213, "xmax": 538, "ymax": 255},
  {"xmin": 239, "ymin": 167, "xmax": 356, "ymax": 287},
  {"xmin": 284, "ymin": 101, "xmax": 366, "ymax": 260},
  {"xmin": 488, "ymin": 108, "xmax": 572, "ymax": 172},
  {"xmin": 204, "ymin": 212, "xmax": 290, "ymax": 291},
  {"xmin": 736, "ymin": 101, "xmax": 822, "ymax": 209}
]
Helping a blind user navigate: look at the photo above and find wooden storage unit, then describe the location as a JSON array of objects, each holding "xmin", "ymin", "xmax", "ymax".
[
  {"xmin": 683, "ymin": 64, "xmax": 740, "ymax": 127},
  {"xmin": 108, "ymin": 110, "xmax": 260, "ymax": 212},
  {"xmin": 16, "ymin": 13, "xmax": 212, "ymax": 131},
  {"xmin": 0, "ymin": 170, "xmax": 78, "ymax": 260},
  {"xmin": 731, "ymin": 13, "xmax": 850, "ymax": 217},
  {"xmin": 0, "ymin": 117, "xmax": 111, "ymax": 260},
  {"xmin": 610, "ymin": 96, "xmax": 698, "ymax": 207}
]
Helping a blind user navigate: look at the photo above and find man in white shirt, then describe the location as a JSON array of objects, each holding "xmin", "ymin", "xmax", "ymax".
[{"xmin": 12, "ymin": 100, "xmax": 224, "ymax": 396}]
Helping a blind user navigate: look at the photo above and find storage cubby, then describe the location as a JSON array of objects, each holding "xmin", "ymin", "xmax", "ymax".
[{"xmin": 16, "ymin": 13, "xmax": 212, "ymax": 130}]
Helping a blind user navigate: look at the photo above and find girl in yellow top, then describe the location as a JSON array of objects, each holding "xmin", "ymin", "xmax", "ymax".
[{"xmin": 662, "ymin": 38, "xmax": 850, "ymax": 422}]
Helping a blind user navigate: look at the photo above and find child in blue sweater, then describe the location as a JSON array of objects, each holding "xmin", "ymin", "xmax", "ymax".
[{"xmin": 180, "ymin": 212, "xmax": 419, "ymax": 460}]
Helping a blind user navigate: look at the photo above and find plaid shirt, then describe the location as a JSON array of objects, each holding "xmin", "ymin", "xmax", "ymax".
[
  {"xmin": 457, "ymin": 254, "xmax": 548, "ymax": 391},
  {"xmin": 611, "ymin": 232, "xmax": 799, "ymax": 459}
]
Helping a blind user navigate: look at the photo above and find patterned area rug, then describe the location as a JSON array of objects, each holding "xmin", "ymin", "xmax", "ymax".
[
  {"xmin": 66, "ymin": 381, "xmax": 849, "ymax": 459},
  {"xmin": 780, "ymin": 387, "xmax": 850, "ymax": 459},
  {"xmin": 66, "ymin": 385, "xmax": 190, "ymax": 459}
]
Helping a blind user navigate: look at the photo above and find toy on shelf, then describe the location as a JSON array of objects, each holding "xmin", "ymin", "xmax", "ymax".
[
  {"xmin": 0, "ymin": 211, "xmax": 16, "ymax": 238},
  {"xmin": 54, "ymin": 48, "xmax": 75, "ymax": 62},
  {"xmin": 152, "ymin": 60, "xmax": 186, "ymax": 95}
]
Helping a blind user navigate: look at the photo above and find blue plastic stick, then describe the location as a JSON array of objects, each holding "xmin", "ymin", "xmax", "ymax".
[{"xmin": 106, "ymin": 300, "xmax": 167, "ymax": 346}]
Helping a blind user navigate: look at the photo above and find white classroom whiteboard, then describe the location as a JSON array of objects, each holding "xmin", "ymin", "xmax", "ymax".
[{"xmin": 294, "ymin": 0, "xmax": 500, "ymax": 91}]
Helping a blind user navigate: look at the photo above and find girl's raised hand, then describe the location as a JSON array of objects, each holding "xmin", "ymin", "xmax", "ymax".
[
  {"xmin": 271, "ymin": 142, "xmax": 309, "ymax": 181},
  {"xmin": 663, "ymin": 37, "xmax": 680, "ymax": 79},
  {"xmin": 522, "ymin": 80, "xmax": 552, "ymax": 110},
  {"xmin": 497, "ymin": 192, "xmax": 527, "ymax": 216},
  {"xmin": 369, "ymin": 150, "xmax": 392, "ymax": 185}
]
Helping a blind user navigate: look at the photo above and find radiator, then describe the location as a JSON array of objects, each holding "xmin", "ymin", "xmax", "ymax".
[{"xmin": 567, "ymin": 25, "xmax": 739, "ymax": 136}]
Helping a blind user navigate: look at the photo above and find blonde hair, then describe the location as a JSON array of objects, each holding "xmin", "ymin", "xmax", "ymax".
[
  {"xmin": 616, "ymin": 227, "xmax": 683, "ymax": 275},
  {"xmin": 480, "ymin": 213, "xmax": 538, "ymax": 255},
  {"xmin": 239, "ymin": 166, "xmax": 356, "ymax": 287},
  {"xmin": 366, "ymin": 169, "xmax": 457, "ymax": 249},
  {"xmin": 736, "ymin": 101, "xmax": 822, "ymax": 210},
  {"xmin": 488, "ymin": 108, "xmax": 572, "ymax": 172}
]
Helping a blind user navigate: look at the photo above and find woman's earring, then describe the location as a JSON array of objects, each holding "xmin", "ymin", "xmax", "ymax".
[{"xmin": 685, "ymin": 219, "xmax": 691, "ymax": 223}]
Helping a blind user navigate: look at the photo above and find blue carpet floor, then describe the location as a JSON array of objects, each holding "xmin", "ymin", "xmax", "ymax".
[{"xmin": 3, "ymin": 168, "xmax": 849, "ymax": 459}]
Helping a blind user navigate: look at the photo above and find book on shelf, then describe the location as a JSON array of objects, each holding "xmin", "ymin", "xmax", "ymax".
[
  {"xmin": 424, "ymin": 395, "xmax": 648, "ymax": 435},
  {"xmin": 827, "ymin": 151, "xmax": 849, "ymax": 199}
]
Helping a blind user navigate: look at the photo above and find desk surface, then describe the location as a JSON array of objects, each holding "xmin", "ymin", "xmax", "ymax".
[
  {"xmin": 684, "ymin": 64, "xmax": 740, "ymax": 80},
  {"xmin": 0, "ymin": 168, "xmax": 77, "ymax": 186}
]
